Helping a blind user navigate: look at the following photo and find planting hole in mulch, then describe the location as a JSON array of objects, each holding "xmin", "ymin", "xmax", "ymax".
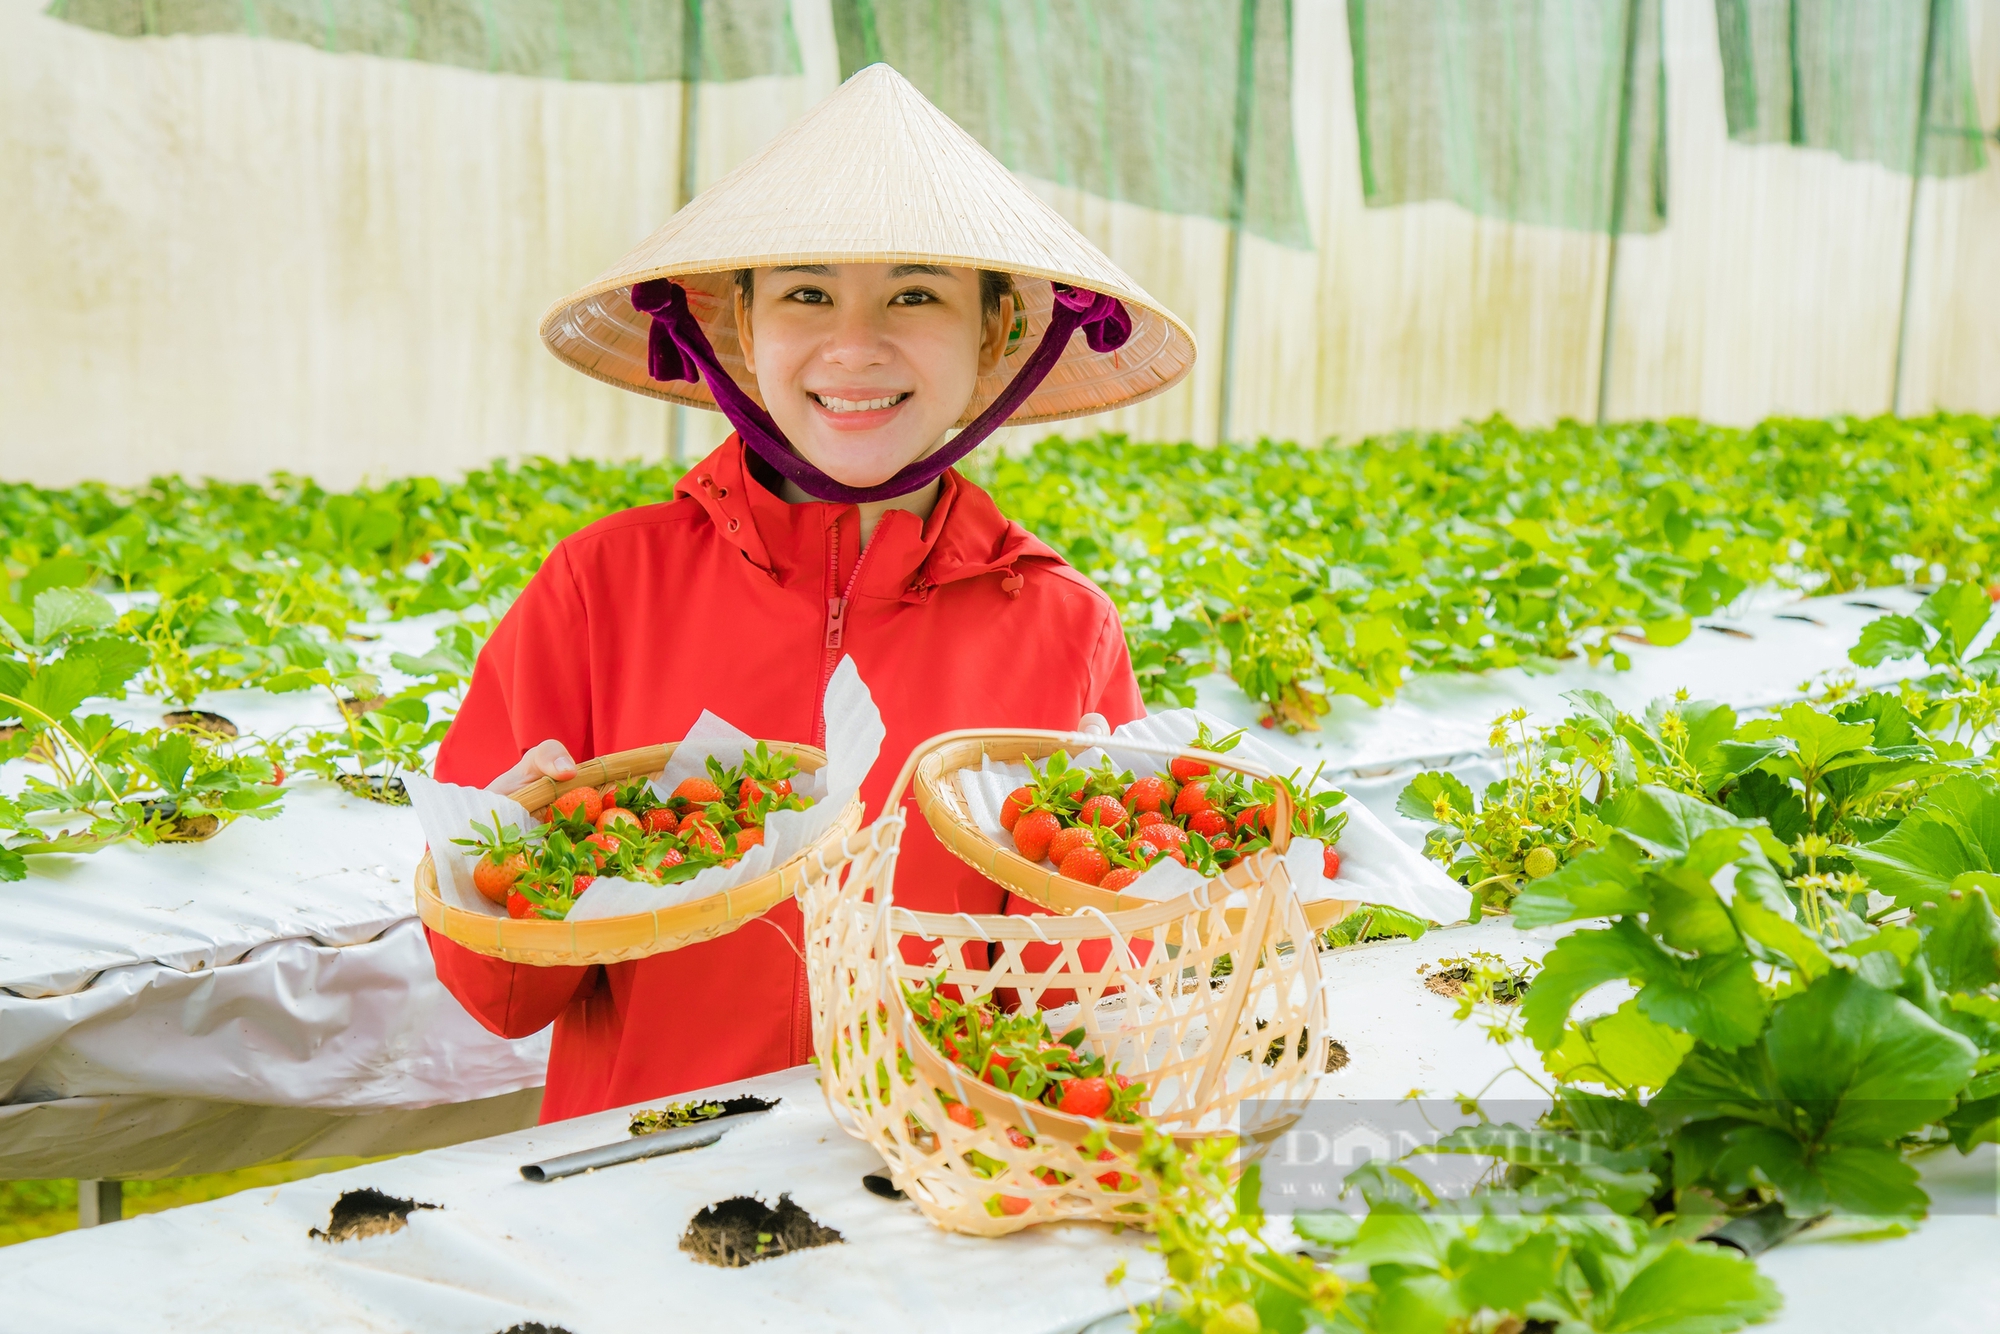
[
  {"xmin": 680, "ymin": 1194, "xmax": 843, "ymax": 1268},
  {"xmin": 338, "ymin": 693, "xmax": 389, "ymax": 718},
  {"xmin": 337, "ymin": 773, "xmax": 410, "ymax": 805},
  {"xmin": 1325, "ymin": 1039, "xmax": 1350, "ymax": 1073},
  {"xmin": 309, "ymin": 1188, "xmax": 438, "ymax": 1243},
  {"xmin": 494, "ymin": 1326, "xmax": 575, "ymax": 1334},
  {"xmin": 162, "ymin": 710, "xmax": 239, "ymax": 738},
  {"xmin": 630, "ymin": 1094, "xmax": 776, "ymax": 1137},
  {"xmin": 1418, "ymin": 953, "xmax": 1537, "ymax": 1004},
  {"xmin": 136, "ymin": 798, "xmax": 221, "ymax": 842}
]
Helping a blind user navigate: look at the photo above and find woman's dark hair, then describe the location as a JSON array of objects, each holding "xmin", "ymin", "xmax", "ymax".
[{"xmin": 737, "ymin": 267, "xmax": 1013, "ymax": 318}]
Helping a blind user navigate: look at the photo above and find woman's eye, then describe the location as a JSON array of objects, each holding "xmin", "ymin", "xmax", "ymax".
[
  {"xmin": 890, "ymin": 289, "xmax": 937, "ymax": 306},
  {"xmin": 784, "ymin": 287, "xmax": 831, "ymax": 304}
]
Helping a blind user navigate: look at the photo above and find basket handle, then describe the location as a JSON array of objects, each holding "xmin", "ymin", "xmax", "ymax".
[{"xmin": 882, "ymin": 728, "xmax": 1297, "ymax": 854}]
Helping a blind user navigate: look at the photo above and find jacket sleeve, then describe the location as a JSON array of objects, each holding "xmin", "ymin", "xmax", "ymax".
[
  {"xmin": 424, "ymin": 543, "xmax": 596, "ymax": 1040},
  {"xmin": 1084, "ymin": 600, "xmax": 1145, "ymax": 728}
]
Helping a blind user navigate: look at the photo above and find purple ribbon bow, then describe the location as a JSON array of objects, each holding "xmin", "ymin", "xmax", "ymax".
[{"xmin": 629, "ymin": 277, "xmax": 1131, "ymax": 504}]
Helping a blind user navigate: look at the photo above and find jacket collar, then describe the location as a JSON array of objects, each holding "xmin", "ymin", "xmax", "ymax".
[{"xmin": 674, "ymin": 435, "xmax": 1062, "ymax": 602}]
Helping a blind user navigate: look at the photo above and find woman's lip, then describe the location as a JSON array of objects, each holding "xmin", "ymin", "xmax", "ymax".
[{"xmin": 810, "ymin": 394, "xmax": 910, "ymax": 432}]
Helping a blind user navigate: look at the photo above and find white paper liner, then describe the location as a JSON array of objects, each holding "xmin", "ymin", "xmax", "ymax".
[
  {"xmin": 411, "ymin": 657, "xmax": 884, "ymax": 922},
  {"xmin": 954, "ymin": 708, "xmax": 1472, "ymax": 922}
]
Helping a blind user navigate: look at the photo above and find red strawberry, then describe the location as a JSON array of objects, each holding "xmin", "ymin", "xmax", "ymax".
[
  {"xmin": 1323, "ymin": 847, "xmax": 1342, "ymax": 879},
  {"xmin": 1000, "ymin": 786, "xmax": 1034, "ymax": 832},
  {"xmin": 1173, "ymin": 780, "xmax": 1214, "ymax": 816},
  {"xmin": 994, "ymin": 1195, "xmax": 1031, "ymax": 1216},
  {"xmin": 1135, "ymin": 810, "xmax": 1165, "ymax": 829},
  {"xmin": 1012, "ymin": 810, "xmax": 1061, "ymax": 863},
  {"xmin": 642, "ymin": 807, "xmax": 679, "ymax": 834},
  {"xmin": 681, "ymin": 818, "xmax": 724, "ymax": 855},
  {"xmin": 506, "ymin": 891, "xmax": 535, "ymax": 919},
  {"xmin": 583, "ymin": 831, "xmax": 619, "ymax": 865},
  {"xmin": 551, "ymin": 786, "xmax": 602, "ymax": 825},
  {"xmin": 1056, "ymin": 1077, "xmax": 1112, "ymax": 1119},
  {"xmin": 1094, "ymin": 1147, "xmax": 1134, "ymax": 1191},
  {"xmin": 1076, "ymin": 794, "xmax": 1127, "ymax": 832},
  {"xmin": 673, "ymin": 776, "xmax": 725, "ymax": 806},
  {"xmin": 597, "ymin": 806, "xmax": 641, "ymax": 832},
  {"xmin": 1234, "ymin": 805, "xmax": 1271, "ymax": 834},
  {"xmin": 1187, "ymin": 808, "xmax": 1228, "ymax": 838},
  {"xmin": 656, "ymin": 847, "xmax": 686, "ymax": 869},
  {"xmin": 1058, "ymin": 846, "xmax": 1109, "ymax": 885},
  {"xmin": 598, "ymin": 783, "xmax": 621, "ymax": 808},
  {"xmin": 572, "ymin": 874, "xmax": 596, "ymax": 895},
  {"xmin": 946, "ymin": 1101, "xmax": 980, "ymax": 1129},
  {"xmin": 1100, "ymin": 866, "xmax": 1142, "ymax": 893},
  {"xmin": 1122, "ymin": 776, "xmax": 1172, "ymax": 814},
  {"xmin": 1005, "ymin": 1126, "xmax": 1036, "ymax": 1149},
  {"xmin": 270, "ymin": 764, "xmax": 286, "ymax": 786},
  {"xmin": 1047, "ymin": 826, "xmax": 1094, "ymax": 866},
  {"xmin": 1137, "ymin": 822, "xmax": 1187, "ymax": 849},
  {"xmin": 739, "ymin": 776, "xmax": 792, "ymax": 809},
  {"xmin": 472, "ymin": 851, "xmax": 526, "ymax": 905},
  {"xmin": 1169, "ymin": 755, "xmax": 1211, "ymax": 781},
  {"xmin": 734, "ymin": 826, "xmax": 765, "ymax": 851}
]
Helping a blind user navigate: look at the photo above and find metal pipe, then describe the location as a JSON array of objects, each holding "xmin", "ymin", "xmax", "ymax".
[
  {"xmin": 519, "ymin": 1107, "xmax": 770, "ymax": 1182},
  {"xmin": 1595, "ymin": 0, "xmax": 1646, "ymax": 426},
  {"xmin": 1891, "ymin": 0, "xmax": 1944, "ymax": 416}
]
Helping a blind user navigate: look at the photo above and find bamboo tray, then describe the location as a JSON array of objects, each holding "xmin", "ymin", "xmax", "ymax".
[
  {"xmin": 910, "ymin": 730, "xmax": 1358, "ymax": 933},
  {"xmin": 416, "ymin": 740, "xmax": 863, "ymax": 966}
]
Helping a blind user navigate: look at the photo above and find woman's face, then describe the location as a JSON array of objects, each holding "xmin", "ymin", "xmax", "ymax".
[{"xmin": 735, "ymin": 263, "xmax": 1008, "ymax": 490}]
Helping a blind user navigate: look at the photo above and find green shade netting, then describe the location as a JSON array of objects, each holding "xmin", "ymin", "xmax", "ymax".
[
  {"xmin": 1717, "ymin": 0, "xmax": 1988, "ymax": 177},
  {"xmin": 47, "ymin": 0, "xmax": 799, "ymax": 82},
  {"xmin": 1347, "ymin": 0, "xmax": 1668, "ymax": 234},
  {"xmin": 830, "ymin": 0, "xmax": 1312, "ymax": 249}
]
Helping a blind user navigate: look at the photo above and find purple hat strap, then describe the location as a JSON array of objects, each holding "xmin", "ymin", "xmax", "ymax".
[{"xmin": 629, "ymin": 278, "xmax": 1132, "ymax": 504}]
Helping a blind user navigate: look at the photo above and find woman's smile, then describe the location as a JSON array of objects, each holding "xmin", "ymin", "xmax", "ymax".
[{"xmin": 810, "ymin": 389, "xmax": 914, "ymax": 432}]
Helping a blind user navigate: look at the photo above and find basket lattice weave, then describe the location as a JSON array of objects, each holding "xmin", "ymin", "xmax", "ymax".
[
  {"xmin": 912, "ymin": 732, "xmax": 1359, "ymax": 933},
  {"xmin": 802, "ymin": 730, "xmax": 1327, "ymax": 1237},
  {"xmin": 416, "ymin": 740, "xmax": 862, "ymax": 967}
]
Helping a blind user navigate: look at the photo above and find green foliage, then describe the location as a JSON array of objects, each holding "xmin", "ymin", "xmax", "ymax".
[{"xmin": 971, "ymin": 413, "xmax": 2000, "ymax": 724}]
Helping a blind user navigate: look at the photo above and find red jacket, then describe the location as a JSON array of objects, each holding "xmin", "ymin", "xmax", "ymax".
[{"xmin": 427, "ymin": 436, "xmax": 1143, "ymax": 1120}]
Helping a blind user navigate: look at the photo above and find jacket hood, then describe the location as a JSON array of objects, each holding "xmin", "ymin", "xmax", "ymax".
[{"xmin": 674, "ymin": 435, "xmax": 1063, "ymax": 601}]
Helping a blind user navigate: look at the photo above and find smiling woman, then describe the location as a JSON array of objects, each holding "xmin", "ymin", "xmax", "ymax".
[
  {"xmin": 734, "ymin": 263, "xmax": 1012, "ymax": 545},
  {"xmin": 429, "ymin": 64, "xmax": 1197, "ymax": 1123}
]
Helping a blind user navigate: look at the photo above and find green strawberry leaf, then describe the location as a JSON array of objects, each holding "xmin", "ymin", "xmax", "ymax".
[
  {"xmin": 1916, "ymin": 581, "xmax": 1995, "ymax": 664},
  {"xmin": 30, "ymin": 587, "xmax": 116, "ymax": 646},
  {"xmin": 1849, "ymin": 774, "xmax": 2000, "ymax": 907},
  {"xmin": 1849, "ymin": 612, "xmax": 1929, "ymax": 666},
  {"xmin": 1912, "ymin": 882, "xmax": 2000, "ymax": 994},
  {"xmin": 1598, "ymin": 1240, "xmax": 1780, "ymax": 1333},
  {"xmin": 1395, "ymin": 770, "xmax": 1474, "ymax": 825}
]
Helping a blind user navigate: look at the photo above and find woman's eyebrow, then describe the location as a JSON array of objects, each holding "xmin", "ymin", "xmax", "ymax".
[
  {"xmin": 772, "ymin": 263, "xmax": 833, "ymax": 275},
  {"xmin": 889, "ymin": 264, "xmax": 954, "ymax": 278}
]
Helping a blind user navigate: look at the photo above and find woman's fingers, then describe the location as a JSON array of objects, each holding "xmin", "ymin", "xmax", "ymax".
[
  {"xmin": 524, "ymin": 739, "xmax": 579, "ymax": 780},
  {"xmin": 487, "ymin": 739, "xmax": 578, "ymax": 792}
]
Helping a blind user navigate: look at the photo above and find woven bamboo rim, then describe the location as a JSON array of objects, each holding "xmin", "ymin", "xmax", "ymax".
[
  {"xmin": 799, "ymin": 735, "xmax": 1325, "ymax": 1236},
  {"xmin": 912, "ymin": 730, "xmax": 1359, "ymax": 934},
  {"xmin": 415, "ymin": 741, "xmax": 863, "ymax": 966}
]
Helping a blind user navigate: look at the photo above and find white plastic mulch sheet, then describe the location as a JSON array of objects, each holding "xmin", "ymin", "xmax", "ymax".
[
  {"xmin": 409, "ymin": 657, "xmax": 885, "ymax": 920},
  {"xmin": 0, "ymin": 1064, "xmax": 1165, "ymax": 1334},
  {"xmin": 953, "ymin": 708, "xmax": 1472, "ymax": 923},
  {"xmin": 0, "ymin": 613, "xmax": 550, "ymax": 1122}
]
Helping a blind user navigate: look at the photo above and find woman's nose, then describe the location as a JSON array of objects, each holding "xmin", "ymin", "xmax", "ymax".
[{"xmin": 819, "ymin": 302, "xmax": 893, "ymax": 369}]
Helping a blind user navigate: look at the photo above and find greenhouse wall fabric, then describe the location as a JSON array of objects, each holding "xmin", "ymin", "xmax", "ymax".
[
  {"xmin": 1346, "ymin": 0, "xmax": 1669, "ymax": 233},
  {"xmin": 1716, "ymin": 0, "xmax": 1988, "ymax": 177},
  {"xmin": 829, "ymin": 0, "xmax": 1312, "ymax": 248},
  {"xmin": 48, "ymin": 0, "xmax": 802, "ymax": 82}
]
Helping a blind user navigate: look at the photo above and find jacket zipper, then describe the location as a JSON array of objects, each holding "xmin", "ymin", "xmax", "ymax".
[
  {"xmin": 813, "ymin": 519, "xmax": 869, "ymax": 748},
  {"xmin": 798, "ymin": 514, "xmax": 868, "ymax": 1066}
]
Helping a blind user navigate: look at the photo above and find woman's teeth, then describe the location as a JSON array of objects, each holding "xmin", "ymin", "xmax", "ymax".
[{"xmin": 813, "ymin": 392, "xmax": 909, "ymax": 413}]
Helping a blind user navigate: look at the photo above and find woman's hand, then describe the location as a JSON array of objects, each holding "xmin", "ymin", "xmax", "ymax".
[{"xmin": 487, "ymin": 739, "xmax": 578, "ymax": 794}]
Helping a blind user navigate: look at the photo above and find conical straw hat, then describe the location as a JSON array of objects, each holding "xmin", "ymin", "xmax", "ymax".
[{"xmin": 541, "ymin": 64, "xmax": 1195, "ymax": 427}]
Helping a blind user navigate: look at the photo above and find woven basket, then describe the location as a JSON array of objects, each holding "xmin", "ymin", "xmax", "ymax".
[
  {"xmin": 802, "ymin": 731, "xmax": 1327, "ymax": 1236},
  {"xmin": 416, "ymin": 741, "xmax": 863, "ymax": 967},
  {"xmin": 912, "ymin": 730, "xmax": 1359, "ymax": 934}
]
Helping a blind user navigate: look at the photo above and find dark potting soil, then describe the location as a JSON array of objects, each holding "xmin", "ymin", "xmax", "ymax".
[
  {"xmin": 162, "ymin": 710, "xmax": 239, "ymax": 738},
  {"xmin": 308, "ymin": 1188, "xmax": 439, "ymax": 1243},
  {"xmin": 338, "ymin": 694, "xmax": 389, "ymax": 718},
  {"xmin": 135, "ymin": 798, "xmax": 221, "ymax": 842},
  {"xmin": 494, "ymin": 1326, "xmax": 576, "ymax": 1334},
  {"xmin": 337, "ymin": 773, "xmax": 410, "ymax": 805},
  {"xmin": 629, "ymin": 1094, "xmax": 778, "ymax": 1137},
  {"xmin": 1325, "ymin": 1039, "xmax": 1350, "ymax": 1073},
  {"xmin": 679, "ymin": 1194, "xmax": 843, "ymax": 1268}
]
